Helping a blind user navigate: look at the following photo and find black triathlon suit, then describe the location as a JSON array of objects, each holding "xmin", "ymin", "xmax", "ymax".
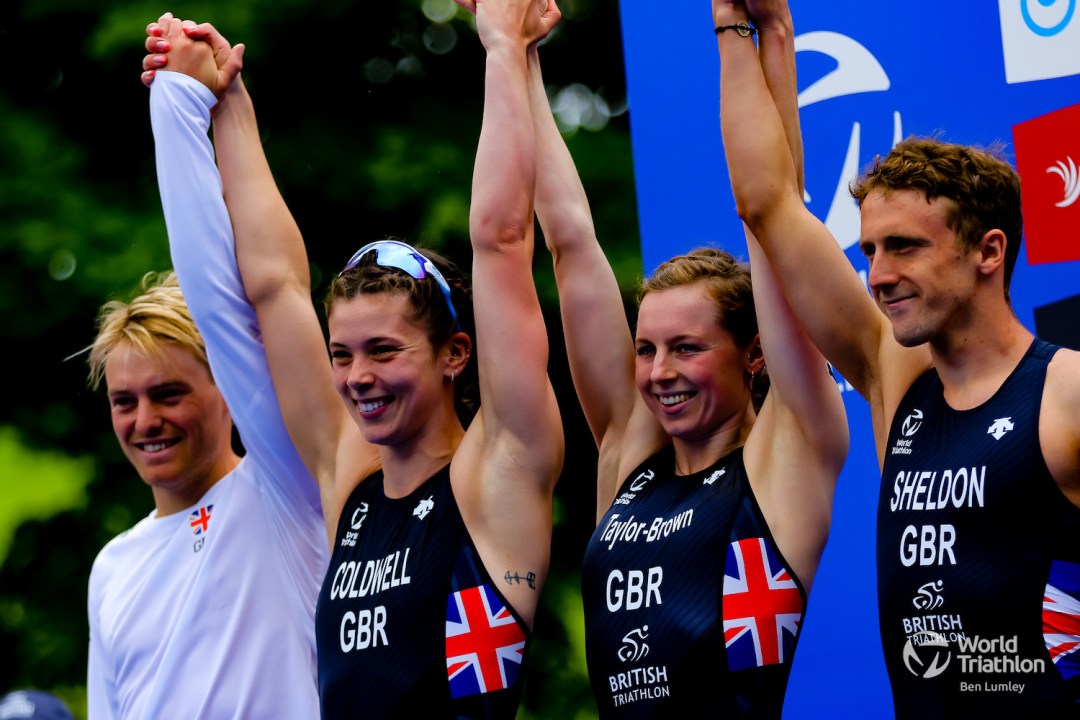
[
  {"xmin": 315, "ymin": 466, "xmax": 530, "ymax": 719},
  {"xmin": 878, "ymin": 339, "xmax": 1080, "ymax": 718},
  {"xmin": 582, "ymin": 446, "xmax": 807, "ymax": 718}
]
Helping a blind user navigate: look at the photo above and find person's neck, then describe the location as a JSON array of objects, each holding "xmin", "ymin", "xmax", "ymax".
[
  {"xmin": 379, "ymin": 415, "xmax": 465, "ymax": 499},
  {"xmin": 152, "ymin": 451, "xmax": 241, "ymax": 517},
  {"xmin": 929, "ymin": 303, "xmax": 1033, "ymax": 411},
  {"xmin": 671, "ymin": 405, "xmax": 754, "ymax": 476}
]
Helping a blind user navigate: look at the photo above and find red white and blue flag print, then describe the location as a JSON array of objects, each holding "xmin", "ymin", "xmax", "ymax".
[
  {"xmin": 189, "ymin": 504, "xmax": 214, "ymax": 535},
  {"xmin": 445, "ymin": 584, "xmax": 526, "ymax": 698},
  {"xmin": 1044, "ymin": 560, "xmax": 1080, "ymax": 682},
  {"xmin": 723, "ymin": 537, "xmax": 803, "ymax": 671}
]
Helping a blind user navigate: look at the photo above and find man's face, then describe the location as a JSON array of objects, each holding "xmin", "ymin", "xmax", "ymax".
[
  {"xmin": 859, "ymin": 189, "xmax": 978, "ymax": 348},
  {"xmin": 104, "ymin": 341, "xmax": 234, "ymax": 515}
]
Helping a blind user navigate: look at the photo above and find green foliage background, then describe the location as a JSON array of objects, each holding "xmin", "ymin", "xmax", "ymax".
[{"xmin": 0, "ymin": 0, "xmax": 642, "ymax": 717}]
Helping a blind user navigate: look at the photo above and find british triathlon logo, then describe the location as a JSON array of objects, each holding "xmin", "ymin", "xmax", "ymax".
[
  {"xmin": 617, "ymin": 626, "xmax": 651, "ymax": 663},
  {"xmin": 999, "ymin": 0, "xmax": 1080, "ymax": 83},
  {"xmin": 912, "ymin": 580, "xmax": 945, "ymax": 611},
  {"xmin": 903, "ymin": 631, "xmax": 952, "ymax": 678}
]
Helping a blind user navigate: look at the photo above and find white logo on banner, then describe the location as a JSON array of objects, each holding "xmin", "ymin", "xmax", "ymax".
[
  {"xmin": 999, "ymin": 0, "xmax": 1080, "ymax": 84},
  {"xmin": 1048, "ymin": 156, "xmax": 1080, "ymax": 207},
  {"xmin": 795, "ymin": 32, "xmax": 904, "ymax": 251}
]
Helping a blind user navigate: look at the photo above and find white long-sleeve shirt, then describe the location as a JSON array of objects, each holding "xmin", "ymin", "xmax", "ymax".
[{"xmin": 87, "ymin": 72, "xmax": 325, "ymax": 720}]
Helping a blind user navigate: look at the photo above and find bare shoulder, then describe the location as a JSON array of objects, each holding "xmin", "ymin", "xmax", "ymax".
[
  {"xmin": 1041, "ymin": 347, "xmax": 1080, "ymax": 507},
  {"xmin": 1047, "ymin": 345, "xmax": 1080, "ymax": 382},
  {"xmin": 873, "ymin": 340, "xmax": 934, "ymax": 447},
  {"xmin": 1045, "ymin": 347, "xmax": 1080, "ymax": 419}
]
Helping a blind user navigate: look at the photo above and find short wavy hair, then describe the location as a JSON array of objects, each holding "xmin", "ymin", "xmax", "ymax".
[
  {"xmin": 87, "ymin": 271, "xmax": 207, "ymax": 390},
  {"xmin": 639, "ymin": 247, "xmax": 767, "ymax": 407},
  {"xmin": 640, "ymin": 247, "xmax": 757, "ymax": 347},
  {"xmin": 850, "ymin": 136, "xmax": 1023, "ymax": 296}
]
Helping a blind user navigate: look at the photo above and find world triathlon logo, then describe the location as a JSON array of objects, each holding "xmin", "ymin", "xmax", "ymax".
[
  {"xmin": 901, "ymin": 409, "xmax": 923, "ymax": 438},
  {"xmin": 903, "ymin": 631, "xmax": 952, "ymax": 678}
]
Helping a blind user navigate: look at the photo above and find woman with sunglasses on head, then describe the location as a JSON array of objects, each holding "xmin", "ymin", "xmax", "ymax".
[
  {"xmin": 519, "ymin": 0, "xmax": 847, "ymax": 715},
  {"xmin": 142, "ymin": 1, "xmax": 563, "ymax": 716}
]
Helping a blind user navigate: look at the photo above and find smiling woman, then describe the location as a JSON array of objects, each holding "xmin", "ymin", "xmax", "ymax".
[
  {"xmin": 142, "ymin": 1, "xmax": 564, "ymax": 715},
  {"xmin": 529, "ymin": 0, "xmax": 849, "ymax": 714}
]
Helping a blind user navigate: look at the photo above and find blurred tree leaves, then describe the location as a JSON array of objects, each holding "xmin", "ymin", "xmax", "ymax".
[
  {"xmin": 1, "ymin": 0, "xmax": 640, "ymax": 716},
  {"xmin": 0, "ymin": 428, "xmax": 92, "ymax": 561}
]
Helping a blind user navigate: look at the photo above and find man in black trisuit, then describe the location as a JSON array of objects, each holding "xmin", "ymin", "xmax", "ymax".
[{"xmin": 717, "ymin": 0, "xmax": 1080, "ymax": 716}]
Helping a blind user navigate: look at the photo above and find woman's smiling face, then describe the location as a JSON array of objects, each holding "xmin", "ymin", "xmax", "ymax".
[{"xmin": 634, "ymin": 281, "xmax": 754, "ymax": 442}]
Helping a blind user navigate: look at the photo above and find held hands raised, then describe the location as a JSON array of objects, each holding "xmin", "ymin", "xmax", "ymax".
[
  {"xmin": 141, "ymin": 12, "xmax": 243, "ymax": 98},
  {"xmin": 711, "ymin": 0, "xmax": 747, "ymax": 28},
  {"xmin": 743, "ymin": 0, "xmax": 792, "ymax": 32},
  {"xmin": 453, "ymin": 0, "xmax": 561, "ymax": 51},
  {"xmin": 712, "ymin": 0, "xmax": 791, "ymax": 32}
]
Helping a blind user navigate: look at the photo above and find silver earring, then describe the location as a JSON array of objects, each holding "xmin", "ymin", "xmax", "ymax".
[{"xmin": 451, "ymin": 368, "xmax": 458, "ymax": 383}]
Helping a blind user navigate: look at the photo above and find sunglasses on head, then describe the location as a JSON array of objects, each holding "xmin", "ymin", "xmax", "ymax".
[{"xmin": 340, "ymin": 240, "xmax": 460, "ymax": 330}]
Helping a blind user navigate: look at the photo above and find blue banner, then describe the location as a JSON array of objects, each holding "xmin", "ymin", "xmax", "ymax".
[{"xmin": 619, "ymin": 1, "xmax": 1080, "ymax": 716}]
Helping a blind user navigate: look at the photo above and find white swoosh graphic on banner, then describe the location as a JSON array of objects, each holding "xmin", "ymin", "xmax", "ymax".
[
  {"xmin": 1047, "ymin": 156, "xmax": 1080, "ymax": 207},
  {"xmin": 795, "ymin": 32, "xmax": 901, "ymax": 250}
]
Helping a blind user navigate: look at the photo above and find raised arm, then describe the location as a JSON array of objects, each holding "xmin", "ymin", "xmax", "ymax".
[
  {"xmin": 461, "ymin": 0, "xmax": 564, "ymax": 486},
  {"xmin": 714, "ymin": 0, "xmax": 845, "ymax": 587},
  {"xmin": 716, "ymin": 0, "xmax": 894, "ymax": 407},
  {"xmin": 145, "ymin": 16, "xmax": 320, "ymax": 514},
  {"xmin": 526, "ymin": 46, "xmax": 665, "ymax": 515},
  {"xmin": 442, "ymin": 0, "xmax": 565, "ymax": 625},
  {"xmin": 212, "ymin": 71, "xmax": 380, "ymax": 530},
  {"xmin": 737, "ymin": 0, "xmax": 843, "ymax": 451},
  {"xmin": 146, "ymin": 17, "xmax": 377, "ymax": 532}
]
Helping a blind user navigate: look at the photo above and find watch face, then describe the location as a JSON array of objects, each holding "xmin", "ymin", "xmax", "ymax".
[{"xmin": 714, "ymin": 21, "xmax": 757, "ymax": 38}]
